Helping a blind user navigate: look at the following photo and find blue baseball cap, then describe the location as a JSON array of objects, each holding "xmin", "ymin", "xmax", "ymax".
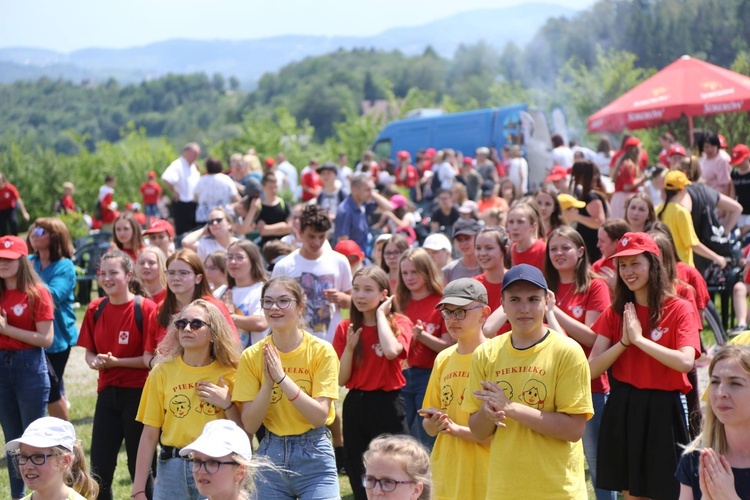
[{"xmin": 502, "ymin": 264, "xmax": 548, "ymax": 292}]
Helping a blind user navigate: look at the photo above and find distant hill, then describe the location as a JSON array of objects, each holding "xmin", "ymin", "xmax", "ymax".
[{"xmin": 0, "ymin": 3, "xmax": 576, "ymax": 86}]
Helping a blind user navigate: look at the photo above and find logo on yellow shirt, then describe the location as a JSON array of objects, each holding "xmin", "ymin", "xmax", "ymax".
[
  {"xmin": 520, "ymin": 379, "xmax": 547, "ymax": 410},
  {"xmin": 441, "ymin": 385, "xmax": 454, "ymax": 409},
  {"xmin": 169, "ymin": 394, "xmax": 191, "ymax": 418}
]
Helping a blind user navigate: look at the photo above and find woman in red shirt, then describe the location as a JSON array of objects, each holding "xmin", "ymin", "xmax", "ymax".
[
  {"xmin": 474, "ymin": 226, "xmax": 512, "ymax": 312},
  {"xmin": 0, "ymin": 236, "xmax": 54, "ymax": 499},
  {"xmin": 77, "ymin": 250, "xmax": 158, "ymax": 500},
  {"xmin": 0, "ymin": 174, "xmax": 30, "ymax": 236},
  {"xmin": 395, "ymin": 248, "xmax": 451, "ymax": 449},
  {"xmin": 589, "ymin": 232, "xmax": 701, "ymax": 499},
  {"xmin": 508, "ymin": 199, "xmax": 546, "ymax": 269},
  {"xmin": 333, "ymin": 266, "xmax": 412, "ymax": 500},
  {"xmin": 136, "ymin": 247, "xmax": 167, "ymax": 305},
  {"xmin": 112, "ymin": 212, "xmax": 145, "ymax": 263}
]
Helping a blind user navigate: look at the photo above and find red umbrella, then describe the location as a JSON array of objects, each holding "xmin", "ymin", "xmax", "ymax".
[{"xmin": 588, "ymin": 55, "xmax": 750, "ymax": 134}]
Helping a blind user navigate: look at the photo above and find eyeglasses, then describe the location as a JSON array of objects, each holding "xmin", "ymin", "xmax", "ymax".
[
  {"xmin": 167, "ymin": 270, "xmax": 194, "ymax": 278},
  {"xmin": 190, "ymin": 458, "xmax": 237, "ymax": 474},
  {"xmin": 261, "ymin": 298, "xmax": 296, "ymax": 310},
  {"xmin": 174, "ymin": 319, "xmax": 210, "ymax": 331},
  {"xmin": 31, "ymin": 227, "xmax": 46, "ymax": 236},
  {"xmin": 207, "ymin": 217, "xmax": 224, "ymax": 225},
  {"xmin": 384, "ymin": 251, "xmax": 403, "ymax": 258},
  {"xmin": 15, "ymin": 453, "xmax": 55, "ymax": 466},
  {"xmin": 362, "ymin": 475, "xmax": 416, "ymax": 492},
  {"xmin": 439, "ymin": 305, "xmax": 484, "ymax": 320},
  {"xmin": 226, "ymin": 254, "xmax": 247, "ymax": 262}
]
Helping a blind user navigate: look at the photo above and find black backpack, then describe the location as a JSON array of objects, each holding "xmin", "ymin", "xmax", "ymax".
[{"xmin": 94, "ymin": 295, "xmax": 144, "ymax": 333}]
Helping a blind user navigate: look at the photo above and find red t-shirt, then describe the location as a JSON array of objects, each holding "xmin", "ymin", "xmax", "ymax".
[
  {"xmin": 556, "ymin": 279, "xmax": 610, "ymax": 393},
  {"xmin": 301, "ymin": 170, "xmax": 322, "ymax": 202},
  {"xmin": 333, "ymin": 316, "xmax": 412, "ymax": 391},
  {"xmin": 395, "ymin": 165, "xmax": 419, "ymax": 189},
  {"xmin": 591, "ymin": 298, "xmax": 701, "ymax": 393},
  {"xmin": 610, "ymin": 149, "xmax": 649, "ymax": 171},
  {"xmin": 614, "ymin": 162, "xmax": 637, "ymax": 193},
  {"xmin": 77, "ymin": 296, "xmax": 158, "ymax": 392},
  {"xmin": 676, "ymin": 262, "xmax": 709, "ymax": 309},
  {"xmin": 474, "ymin": 273, "xmax": 503, "ymax": 312},
  {"xmin": 675, "ymin": 282, "xmax": 702, "ymax": 329},
  {"xmin": 0, "ymin": 285, "xmax": 54, "ymax": 350},
  {"xmin": 60, "ymin": 195, "xmax": 76, "ymax": 212},
  {"xmin": 403, "ymin": 294, "xmax": 447, "ymax": 369},
  {"xmin": 511, "ymin": 239, "xmax": 547, "ymax": 269},
  {"xmin": 0, "ymin": 183, "xmax": 20, "ymax": 211},
  {"xmin": 144, "ymin": 295, "xmax": 238, "ymax": 353},
  {"xmin": 100, "ymin": 192, "xmax": 116, "ymax": 224},
  {"xmin": 591, "ymin": 257, "xmax": 615, "ymax": 275},
  {"xmin": 140, "ymin": 181, "xmax": 162, "ymax": 205},
  {"xmin": 496, "ymin": 161, "xmax": 506, "ymax": 178},
  {"xmin": 150, "ymin": 288, "xmax": 166, "ymax": 305}
]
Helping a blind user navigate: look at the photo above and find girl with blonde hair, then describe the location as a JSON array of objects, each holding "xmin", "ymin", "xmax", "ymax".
[
  {"xmin": 136, "ymin": 246, "xmax": 167, "ymax": 304},
  {"xmin": 363, "ymin": 434, "xmax": 432, "ymax": 500}
]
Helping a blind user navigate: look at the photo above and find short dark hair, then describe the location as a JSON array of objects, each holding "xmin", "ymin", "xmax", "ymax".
[
  {"xmin": 104, "ymin": 174, "xmax": 115, "ymax": 183},
  {"xmin": 262, "ymin": 172, "xmax": 277, "ymax": 185},
  {"xmin": 551, "ymin": 134, "xmax": 564, "ymax": 148},
  {"xmin": 205, "ymin": 157, "xmax": 223, "ymax": 174},
  {"xmin": 300, "ymin": 204, "xmax": 332, "ymax": 233}
]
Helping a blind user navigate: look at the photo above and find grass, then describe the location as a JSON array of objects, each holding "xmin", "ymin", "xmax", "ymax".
[{"xmin": 0, "ymin": 302, "xmax": 721, "ymax": 499}]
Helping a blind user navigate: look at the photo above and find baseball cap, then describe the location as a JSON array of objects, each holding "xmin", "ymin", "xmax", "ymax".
[
  {"xmin": 667, "ymin": 145, "xmax": 687, "ymax": 158},
  {"xmin": 545, "ymin": 165, "xmax": 568, "ymax": 182},
  {"xmin": 180, "ymin": 420, "xmax": 252, "ymax": 462},
  {"xmin": 435, "ymin": 278, "xmax": 488, "ymax": 308},
  {"xmin": 6, "ymin": 417, "xmax": 76, "ymax": 453},
  {"xmin": 458, "ymin": 200, "xmax": 479, "ymax": 214},
  {"xmin": 502, "ymin": 264, "xmax": 548, "ymax": 292},
  {"xmin": 424, "ymin": 148, "xmax": 436, "ymax": 159},
  {"xmin": 453, "ymin": 219, "xmax": 482, "ymax": 237},
  {"xmin": 422, "ymin": 233, "xmax": 452, "ymax": 253},
  {"xmin": 148, "ymin": 171, "xmax": 157, "ymax": 179},
  {"xmin": 475, "ymin": 147, "xmax": 490, "ymax": 156},
  {"xmin": 731, "ymin": 144, "xmax": 750, "ymax": 165},
  {"xmin": 264, "ymin": 157, "xmax": 275, "ymax": 168},
  {"xmin": 557, "ymin": 194, "xmax": 586, "ymax": 210},
  {"xmin": 390, "ymin": 194, "xmax": 408, "ymax": 210},
  {"xmin": 664, "ymin": 170, "xmax": 691, "ymax": 190},
  {"xmin": 462, "ymin": 156, "xmax": 474, "ymax": 166},
  {"xmin": 143, "ymin": 219, "xmax": 175, "ymax": 238},
  {"xmin": 334, "ymin": 240, "xmax": 365, "ymax": 263},
  {"xmin": 0, "ymin": 236, "xmax": 28, "ymax": 259},
  {"xmin": 623, "ymin": 136, "xmax": 641, "ymax": 149},
  {"xmin": 375, "ymin": 233, "xmax": 392, "ymax": 245},
  {"xmin": 480, "ymin": 181, "xmax": 495, "ymax": 197},
  {"xmin": 397, "ymin": 150, "xmax": 410, "ymax": 160},
  {"xmin": 318, "ymin": 162, "xmax": 338, "ymax": 174},
  {"xmin": 608, "ymin": 231, "xmax": 660, "ymax": 260}
]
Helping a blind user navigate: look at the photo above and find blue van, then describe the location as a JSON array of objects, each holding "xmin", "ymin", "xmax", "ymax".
[{"xmin": 370, "ymin": 104, "xmax": 555, "ymax": 191}]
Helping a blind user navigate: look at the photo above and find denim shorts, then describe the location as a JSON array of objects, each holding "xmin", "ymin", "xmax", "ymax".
[
  {"xmin": 153, "ymin": 452, "xmax": 202, "ymax": 500},
  {"xmin": 256, "ymin": 426, "xmax": 340, "ymax": 499}
]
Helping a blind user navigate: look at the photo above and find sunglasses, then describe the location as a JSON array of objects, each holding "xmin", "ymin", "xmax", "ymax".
[
  {"xmin": 31, "ymin": 227, "xmax": 46, "ymax": 236},
  {"xmin": 207, "ymin": 218, "xmax": 224, "ymax": 225},
  {"xmin": 173, "ymin": 319, "xmax": 210, "ymax": 331}
]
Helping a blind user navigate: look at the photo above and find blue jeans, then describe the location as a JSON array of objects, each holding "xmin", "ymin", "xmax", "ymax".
[
  {"xmin": 154, "ymin": 454, "xmax": 202, "ymax": 500},
  {"xmin": 583, "ymin": 392, "xmax": 615, "ymax": 500},
  {"xmin": 256, "ymin": 426, "xmax": 339, "ymax": 499},
  {"xmin": 0, "ymin": 348, "xmax": 50, "ymax": 499},
  {"xmin": 402, "ymin": 367, "xmax": 436, "ymax": 450}
]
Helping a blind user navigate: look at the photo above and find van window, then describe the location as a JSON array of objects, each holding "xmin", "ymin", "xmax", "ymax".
[
  {"xmin": 373, "ymin": 139, "xmax": 391, "ymax": 160},
  {"xmin": 503, "ymin": 112, "xmax": 523, "ymax": 146}
]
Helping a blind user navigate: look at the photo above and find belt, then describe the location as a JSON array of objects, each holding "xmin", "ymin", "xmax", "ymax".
[{"xmin": 159, "ymin": 445, "xmax": 182, "ymax": 460}]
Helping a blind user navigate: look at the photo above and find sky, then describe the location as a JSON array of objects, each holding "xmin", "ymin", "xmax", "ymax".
[{"xmin": 1, "ymin": 0, "xmax": 596, "ymax": 53}]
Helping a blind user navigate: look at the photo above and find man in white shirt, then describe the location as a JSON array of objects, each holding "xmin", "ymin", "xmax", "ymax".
[
  {"xmin": 275, "ymin": 152, "xmax": 299, "ymax": 201},
  {"xmin": 507, "ymin": 145, "xmax": 529, "ymax": 195},
  {"xmin": 161, "ymin": 142, "xmax": 201, "ymax": 234}
]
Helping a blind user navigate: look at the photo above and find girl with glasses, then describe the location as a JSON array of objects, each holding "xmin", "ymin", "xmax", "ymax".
[
  {"xmin": 77, "ymin": 251, "xmax": 158, "ymax": 500},
  {"xmin": 234, "ymin": 276, "xmax": 340, "ymax": 499},
  {"xmin": 380, "ymin": 234, "xmax": 410, "ymax": 291},
  {"xmin": 132, "ymin": 299, "xmax": 241, "ymax": 500},
  {"xmin": 27, "ymin": 218, "xmax": 78, "ymax": 421},
  {"xmin": 136, "ymin": 246, "xmax": 167, "ymax": 305},
  {"xmin": 218, "ymin": 240, "xmax": 268, "ymax": 348},
  {"xmin": 143, "ymin": 249, "xmax": 237, "ymax": 369},
  {"xmin": 395, "ymin": 248, "xmax": 450, "ymax": 450},
  {"xmin": 182, "ymin": 207, "xmax": 239, "ymax": 261},
  {"xmin": 204, "ymin": 251, "xmax": 228, "ymax": 292},
  {"xmin": 362, "ymin": 434, "xmax": 431, "ymax": 500},
  {"xmin": 112, "ymin": 212, "xmax": 145, "ymax": 263},
  {"xmin": 5, "ymin": 416, "xmax": 98, "ymax": 500},
  {"xmin": 333, "ymin": 266, "xmax": 413, "ymax": 500}
]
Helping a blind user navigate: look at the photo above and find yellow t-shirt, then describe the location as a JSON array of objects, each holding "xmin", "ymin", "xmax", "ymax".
[
  {"xmin": 656, "ymin": 202, "xmax": 700, "ymax": 266},
  {"xmin": 463, "ymin": 330, "xmax": 593, "ymax": 500},
  {"xmin": 136, "ymin": 356, "xmax": 237, "ymax": 448},
  {"xmin": 423, "ymin": 344, "xmax": 490, "ymax": 500},
  {"xmin": 233, "ymin": 331, "xmax": 339, "ymax": 436},
  {"xmin": 730, "ymin": 331, "xmax": 750, "ymax": 345}
]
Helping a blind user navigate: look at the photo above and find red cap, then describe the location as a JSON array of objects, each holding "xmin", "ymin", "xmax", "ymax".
[
  {"xmin": 424, "ymin": 148, "xmax": 436, "ymax": 159},
  {"xmin": 148, "ymin": 171, "xmax": 157, "ymax": 179},
  {"xmin": 143, "ymin": 219, "xmax": 175, "ymax": 238},
  {"xmin": 607, "ymin": 232, "xmax": 660, "ymax": 260},
  {"xmin": 667, "ymin": 145, "xmax": 687, "ymax": 158},
  {"xmin": 397, "ymin": 150, "xmax": 410, "ymax": 160},
  {"xmin": 264, "ymin": 157, "xmax": 275, "ymax": 167},
  {"xmin": 731, "ymin": 144, "xmax": 750, "ymax": 166},
  {"xmin": 462, "ymin": 156, "xmax": 474, "ymax": 166},
  {"xmin": 334, "ymin": 240, "xmax": 364, "ymax": 263},
  {"xmin": 623, "ymin": 137, "xmax": 641, "ymax": 149},
  {"xmin": 125, "ymin": 203, "xmax": 133, "ymax": 211},
  {"xmin": 545, "ymin": 165, "xmax": 568, "ymax": 182},
  {"xmin": 719, "ymin": 135, "xmax": 728, "ymax": 149},
  {"xmin": 0, "ymin": 236, "xmax": 28, "ymax": 259}
]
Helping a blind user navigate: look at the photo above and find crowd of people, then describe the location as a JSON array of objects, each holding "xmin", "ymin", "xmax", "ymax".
[{"xmin": 1, "ymin": 130, "xmax": 750, "ymax": 500}]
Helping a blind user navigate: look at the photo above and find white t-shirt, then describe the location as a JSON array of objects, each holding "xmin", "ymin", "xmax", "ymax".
[
  {"xmin": 437, "ymin": 161, "xmax": 456, "ymax": 190},
  {"xmin": 161, "ymin": 156, "xmax": 201, "ymax": 202},
  {"xmin": 339, "ymin": 165, "xmax": 353, "ymax": 195},
  {"xmin": 194, "ymin": 173, "xmax": 239, "ymax": 222},
  {"xmin": 276, "ymin": 161, "xmax": 299, "ymax": 198},
  {"xmin": 196, "ymin": 236, "xmax": 238, "ymax": 261},
  {"xmin": 508, "ymin": 157, "xmax": 529, "ymax": 194},
  {"xmin": 551, "ymin": 146, "xmax": 574, "ymax": 168},
  {"xmin": 219, "ymin": 282, "xmax": 266, "ymax": 347},
  {"xmin": 271, "ymin": 249, "xmax": 352, "ymax": 343}
]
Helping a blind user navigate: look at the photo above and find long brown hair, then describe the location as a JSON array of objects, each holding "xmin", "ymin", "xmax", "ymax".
[
  {"xmin": 0, "ymin": 247, "xmax": 43, "ymax": 308},
  {"xmin": 544, "ymin": 226, "xmax": 593, "ymax": 295},
  {"xmin": 624, "ymin": 192, "xmax": 656, "ymax": 230},
  {"xmin": 396, "ymin": 248, "xmax": 444, "ymax": 311},
  {"xmin": 350, "ymin": 267, "xmax": 404, "ymax": 362},
  {"xmin": 157, "ymin": 249, "xmax": 212, "ymax": 327},
  {"xmin": 28, "ymin": 217, "xmax": 74, "ymax": 261},
  {"xmin": 612, "ymin": 249, "xmax": 672, "ymax": 327},
  {"xmin": 261, "ymin": 276, "xmax": 309, "ymax": 331},
  {"xmin": 226, "ymin": 240, "xmax": 267, "ymax": 288},
  {"xmin": 380, "ymin": 234, "xmax": 411, "ymax": 273},
  {"xmin": 534, "ymin": 187, "xmax": 565, "ymax": 236},
  {"xmin": 113, "ymin": 212, "xmax": 144, "ymax": 251}
]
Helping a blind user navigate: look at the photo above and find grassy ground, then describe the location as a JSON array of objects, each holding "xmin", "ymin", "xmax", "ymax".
[{"xmin": 0, "ymin": 306, "xmax": 719, "ymax": 499}]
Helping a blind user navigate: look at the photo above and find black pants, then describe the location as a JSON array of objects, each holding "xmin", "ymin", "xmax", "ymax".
[
  {"xmin": 0, "ymin": 208, "xmax": 19, "ymax": 236},
  {"xmin": 172, "ymin": 201, "xmax": 197, "ymax": 236},
  {"xmin": 90, "ymin": 386, "xmax": 154, "ymax": 500},
  {"xmin": 46, "ymin": 348, "xmax": 71, "ymax": 403},
  {"xmin": 343, "ymin": 389, "xmax": 408, "ymax": 500}
]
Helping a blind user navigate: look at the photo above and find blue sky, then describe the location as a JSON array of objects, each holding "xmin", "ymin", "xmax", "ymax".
[{"xmin": 1, "ymin": 0, "xmax": 596, "ymax": 52}]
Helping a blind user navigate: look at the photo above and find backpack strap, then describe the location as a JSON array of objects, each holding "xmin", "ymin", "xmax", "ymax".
[
  {"xmin": 93, "ymin": 295, "xmax": 143, "ymax": 333},
  {"xmin": 93, "ymin": 298, "xmax": 109, "ymax": 323}
]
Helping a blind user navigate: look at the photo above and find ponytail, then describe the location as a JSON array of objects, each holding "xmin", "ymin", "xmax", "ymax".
[
  {"xmin": 658, "ymin": 189, "xmax": 678, "ymax": 220},
  {"xmin": 63, "ymin": 442, "xmax": 99, "ymax": 500}
]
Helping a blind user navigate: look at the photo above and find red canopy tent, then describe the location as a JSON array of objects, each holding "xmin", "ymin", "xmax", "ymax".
[{"xmin": 587, "ymin": 55, "xmax": 750, "ymax": 135}]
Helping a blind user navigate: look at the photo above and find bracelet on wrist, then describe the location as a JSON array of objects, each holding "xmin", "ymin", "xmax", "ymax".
[
  {"xmin": 619, "ymin": 339, "xmax": 630, "ymax": 348},
  {"xmin": 223, "ymin": 401, "xmax": 234, "ymax": 412},
  {"xmin": 289, "ymin": 386, "xmax": 302, "ymax": 402},
  {"xmin": 148, "ymin": 356, "xmax": 154, "ymax": 369},
  {"xmin": 131, "ymin": 491, "xmax": 146, "ymax": 499},
  {"xmin": 276, "ymin": 374, "xmax": 287, "ymax": 385}
]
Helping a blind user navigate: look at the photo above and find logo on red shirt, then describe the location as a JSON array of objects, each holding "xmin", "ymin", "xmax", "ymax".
[
  {"xmin": 651, "ymin": 327, "xmax": 668, "ymax": 342},
  {"xmin": 119, "ymin": 331, "xmax": 130, "ymax": 344},
  {"xmin": 12, "ymin": 303, "xmax": 27, "ymax": 316}
]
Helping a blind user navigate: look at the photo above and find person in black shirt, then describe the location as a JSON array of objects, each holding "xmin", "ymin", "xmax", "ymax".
[{"xmin": 430, "ymin": 189, "xmax": 460, "ymax": 236}]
